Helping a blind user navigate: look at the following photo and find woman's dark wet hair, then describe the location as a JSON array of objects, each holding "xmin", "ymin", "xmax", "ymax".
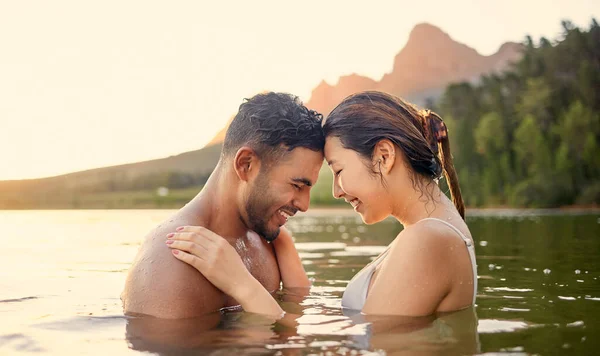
[
  {"xmin": 222, "ymin": 92, "xmax": 324, "ymax": 167},
  {"xmin": 323, "ymin": 91, "xmax": 465, "ymax": 219}
]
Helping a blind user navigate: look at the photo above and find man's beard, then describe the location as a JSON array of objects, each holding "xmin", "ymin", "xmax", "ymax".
[{"xmin": 245, "ymin": 172, "xmax": 280, "ymax": 242}]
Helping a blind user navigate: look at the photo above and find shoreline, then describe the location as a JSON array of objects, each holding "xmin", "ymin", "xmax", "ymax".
[{"xmin": 301, "ymin": 207, "xmax": 600, "ymax": 217}]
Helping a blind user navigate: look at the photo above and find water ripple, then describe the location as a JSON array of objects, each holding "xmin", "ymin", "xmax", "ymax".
[{"xmin": 0, "ymin": 296, "xmax": 38, "ymax": 303}]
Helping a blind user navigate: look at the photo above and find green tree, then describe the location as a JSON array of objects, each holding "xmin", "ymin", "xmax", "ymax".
[
  {"xmin": 553, "ymin": 101, "xmax": 600, "ymax": 194},
  {"xmin": 474, "ymin": 112, "xmax": 511, "ymax": 204}
]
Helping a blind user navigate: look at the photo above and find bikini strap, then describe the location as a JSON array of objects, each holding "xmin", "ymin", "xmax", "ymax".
[{"xmin": 418, "ymin": 217, "xmax": 474, "ymax": 247}]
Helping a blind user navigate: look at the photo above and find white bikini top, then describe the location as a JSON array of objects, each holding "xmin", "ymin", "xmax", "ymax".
[{"xmin": 341, "ymin": 218, "xmax": 478, "ymax": 311}]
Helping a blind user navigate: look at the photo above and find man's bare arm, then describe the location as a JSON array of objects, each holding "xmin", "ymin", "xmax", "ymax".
[{"xmin": 272, "ymin": 227, "xmax": 311, "ymax": 288}]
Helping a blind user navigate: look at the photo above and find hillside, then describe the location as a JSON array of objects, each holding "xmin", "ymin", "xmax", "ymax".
[
  {"xmin": 306, "ymin": 23, "xmax": 522, "ymax": 116},
  {"xmin": 0, "ymin": 144, "xmax": 222, "ymax": 208}
]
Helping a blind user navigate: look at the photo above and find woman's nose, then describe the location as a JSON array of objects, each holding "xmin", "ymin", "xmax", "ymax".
[{"xmin": 332, "ymin": 178, "xmax": 344, "ymax": 199}]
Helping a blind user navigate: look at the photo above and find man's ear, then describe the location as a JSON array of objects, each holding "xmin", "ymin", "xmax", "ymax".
[
  {"xmin": 233, "ymin": 147, "xmax": 261, "ymax": 182},
  {"xmin": 372, "ymin": 139, "xmax": 396, "ymax": 174}
]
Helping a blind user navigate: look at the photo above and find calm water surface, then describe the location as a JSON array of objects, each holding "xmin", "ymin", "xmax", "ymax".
[{"xmin": 1, "ymin": 209, "xmax": 599, "ymax": 355}]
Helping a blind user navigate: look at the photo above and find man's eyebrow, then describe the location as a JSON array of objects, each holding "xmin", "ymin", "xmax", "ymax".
[
  {"xmin": 292, "ymin": 177, "xmax": 313, "ymax": 187},
  {"xmin": 327, "ymin": 159, "xmax": 336, "ymax": 166}
]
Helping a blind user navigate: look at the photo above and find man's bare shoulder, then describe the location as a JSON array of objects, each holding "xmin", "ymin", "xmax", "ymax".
[{"xmin": 122, "ymin": 219, "xmax": 225, "ymax": 319}]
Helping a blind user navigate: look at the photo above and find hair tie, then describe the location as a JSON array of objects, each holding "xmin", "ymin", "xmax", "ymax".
[{"xmin": 420, "ymin": 110, "xmax": 448, "ymax": 155}]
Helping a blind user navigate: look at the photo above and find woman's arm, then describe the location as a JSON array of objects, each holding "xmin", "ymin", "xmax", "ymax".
[{"xmin": 273, "ymin": 227, "xmax": 311, "ymax": 289}]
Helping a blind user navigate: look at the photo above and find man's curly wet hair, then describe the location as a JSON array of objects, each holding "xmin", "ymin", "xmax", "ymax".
[{"xmin": 222, "ymin": 92, "xmax": 324, "ymax": 167}]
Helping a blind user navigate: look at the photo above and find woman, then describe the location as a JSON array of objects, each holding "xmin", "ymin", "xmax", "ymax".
[{"xmin": 166, "ymin": 91, "xmax": 477, "ymax": 318}]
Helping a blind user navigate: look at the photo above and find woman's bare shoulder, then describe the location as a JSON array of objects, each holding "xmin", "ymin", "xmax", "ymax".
[{"xmin": 389, "ymin": 219, "xmax": 467, "ymax": 259}]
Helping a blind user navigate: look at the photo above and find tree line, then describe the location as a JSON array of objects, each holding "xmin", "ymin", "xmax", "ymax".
[{"xmin": 434, "ymin": 19, "xmax": 599, "ymax": 207}]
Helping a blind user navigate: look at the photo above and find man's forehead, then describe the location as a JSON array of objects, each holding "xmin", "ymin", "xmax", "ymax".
[
  {"xmin": 278, "ymin": 149, "xmax": 322, "ymax": 177},
  {"xmin": 285, "ymin": 147, "xmax": 323, "ymax": 162}
]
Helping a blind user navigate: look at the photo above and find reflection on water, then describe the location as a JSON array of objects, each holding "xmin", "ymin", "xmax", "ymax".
[
  {"xmin": 0, "ymin": 209, "xmax": 599, "ymax": 354},
  {"xmin": 125, "ymin": 307, "xmax": 479, "ymax": 355}
]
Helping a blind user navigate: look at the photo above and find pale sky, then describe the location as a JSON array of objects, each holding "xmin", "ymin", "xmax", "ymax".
[{"xmin": 1, "ymin": 0, "xmax": 598, "ymax": 180}]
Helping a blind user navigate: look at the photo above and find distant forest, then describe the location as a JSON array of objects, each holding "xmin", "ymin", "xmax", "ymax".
[{"xmin": 433, "ymin": 19, "xmax": 599, "ymax": 207}]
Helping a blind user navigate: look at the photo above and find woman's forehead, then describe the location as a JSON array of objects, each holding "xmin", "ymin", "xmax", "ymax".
[
  {"xmin": 325, "ymin": 137, "xmax": 357, "ymax": 162},
  {"xmin": 324, "ymin": 136, "xmax": 343, "ymax": 154}
]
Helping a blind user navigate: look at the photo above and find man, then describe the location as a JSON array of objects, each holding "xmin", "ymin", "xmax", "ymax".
[{"xmin": 122, "ymin": 92, "xmax": 324, "ymax": 319}]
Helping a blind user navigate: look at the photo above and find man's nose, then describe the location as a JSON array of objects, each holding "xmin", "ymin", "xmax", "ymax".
[{"xmin": 294, "ymin": 189, "xmax": 311, "ymax": 212}]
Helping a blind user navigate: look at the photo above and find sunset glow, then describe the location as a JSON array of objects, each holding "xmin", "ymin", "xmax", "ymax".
[{"xmin": 1, "ymin": 0, "xmax": 597, "ymax": 180}]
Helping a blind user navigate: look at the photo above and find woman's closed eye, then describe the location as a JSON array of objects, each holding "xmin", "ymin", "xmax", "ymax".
[{"xmin": 334, "ymin": 170, "xmax": 342, "ymax": 177}]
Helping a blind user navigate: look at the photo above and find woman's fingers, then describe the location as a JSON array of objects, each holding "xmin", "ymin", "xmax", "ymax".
[
  {"xmin": 167, "ymin": 230, "xmax": 216, "ymax": 248},
  {"xmin": 166, "ymin": 239, "xmax": 209, "ymax": 258},
  {"xmin": 171, "ymin": 249, "xmax": 207, "ymax": 271},
  {"xmin": 165, "ymin": 230, "xmax": 214, "ymax": 265},
  {"xmin": 167, "ymin": 231, "xmax": 207, "ymax": 242},
  {"xmin": 173, "ymin": 226, "xmax": 222, "ymax": 243}
]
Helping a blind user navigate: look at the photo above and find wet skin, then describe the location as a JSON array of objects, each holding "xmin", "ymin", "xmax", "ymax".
[{"xmin": 121, "ymin": 147, "xmax": 323, "ymax": 319}]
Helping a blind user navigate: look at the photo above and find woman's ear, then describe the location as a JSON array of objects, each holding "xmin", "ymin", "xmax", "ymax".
[
  {"xmin": 372, "ymin": 139, "xmax": 396, "ymax": 174},
  {"xmin": 233, "ymin": 147, "xmax": 260, "ymax": 182}
]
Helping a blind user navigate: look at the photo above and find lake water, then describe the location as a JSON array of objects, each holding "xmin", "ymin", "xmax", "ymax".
[{"xmin": 1, "ymin": 209, "xmax": 599, "ymax": 355}]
